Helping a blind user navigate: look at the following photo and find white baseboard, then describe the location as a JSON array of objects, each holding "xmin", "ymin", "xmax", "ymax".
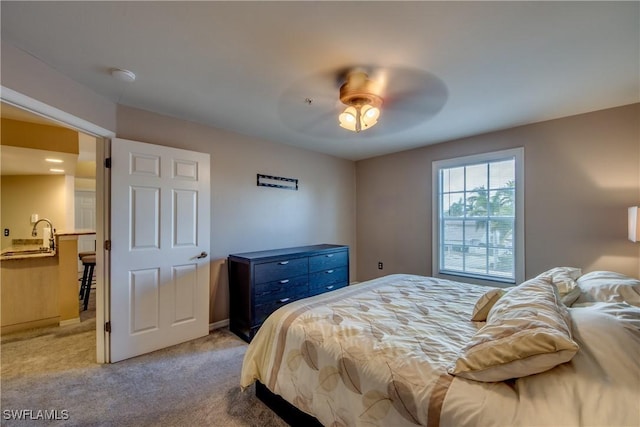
[
  {"xmin": 59, "ymin": 318, "xmax": 81, "ymax": 327},
  {"xmin": 209, "ymin": 319, "xmax": 229, "ymax": 331}
]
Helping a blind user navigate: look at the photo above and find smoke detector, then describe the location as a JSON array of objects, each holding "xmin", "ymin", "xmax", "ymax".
[{"xmin": 111, "ymin": 68, "xmax": 136, "ymax": 83}]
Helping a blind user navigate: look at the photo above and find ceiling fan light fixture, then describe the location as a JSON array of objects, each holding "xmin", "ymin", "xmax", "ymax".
[
  {"xmin": 339, "ymin": 106, "xmax": 357, "ymax": 129},
  {"xmin": 338, "ymin": 71, "xmax": 382, "ymax": 133},
  {"xmin": 338, "ymin": 104, "xmax": 381, "ymax": 133},
  {"xmin": 362, "ymin": 104, "xmax": 380, "ymax": 121}
]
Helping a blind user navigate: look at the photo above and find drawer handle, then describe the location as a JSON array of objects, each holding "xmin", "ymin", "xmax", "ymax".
[
  {"xmin": 279, "ymin": 279, "xmax": 289, "ymax": 284},
  {"xmin": 278, "ymin": 261, "xmax": 289, "ymax": 265},
  {"xmin": 326, "ymin": 285, "xmax": 335, "ymax": 290},
  {"xmin": 326, "ymin": 254, "xmax": 334, "ymax": 258},
  {"xmin": 326, "ymin": 269, "xmax": 334, "ymax": 274},
  {"xmin": 278, "ymin": 297, "xmax": 291, "ymax": 303}
]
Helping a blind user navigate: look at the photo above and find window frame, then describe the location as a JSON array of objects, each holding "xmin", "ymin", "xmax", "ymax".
[{"xmin": 431, "ymin": 148, "xmax": 525, "ymax": 286}]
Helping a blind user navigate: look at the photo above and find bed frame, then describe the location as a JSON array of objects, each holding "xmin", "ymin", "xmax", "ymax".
[{"xmin": 255, "ymin": 381, "xmax": 323, "ymax": 427}]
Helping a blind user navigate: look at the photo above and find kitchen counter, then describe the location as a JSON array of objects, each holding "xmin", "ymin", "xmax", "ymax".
[
  {"xmin": 56, "ymin": 230, "xmax": 96, "ymax": 237},
  {"xmin": 56, "ymin": 232, "xmax": 96, "ymax": 323},
  {"xmin": 0, "ymin": 245, "xmax": 56, "ymax": 261},
  {"xmin": 1, "ymin": 236, "xmax": 56, "ymax": 261},
  {"xmin": 1, "ymin": 252, "xmax": 59, "ymax": 333},
  {"xmin": 0, "ymin": 230, "xmax": 95, "ymax": 260},
  {"xmin": 1, "ymin": 231, "xmax": 96, "ymax": 333}
]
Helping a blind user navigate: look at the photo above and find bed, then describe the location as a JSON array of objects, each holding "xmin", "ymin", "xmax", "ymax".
[{"xmin": 241, "ymin": 271, "xmax": 640, "ymax": 426}]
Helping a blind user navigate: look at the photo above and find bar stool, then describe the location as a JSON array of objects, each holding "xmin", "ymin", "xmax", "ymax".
[
  {"xmin": 78, "ymin": 251, "xmax": 95, "ymax": 260},
  {"xmin": 79, "ymin": 254, "xmax": 96, "ymax": 311},
  {"xmin": 78, "ymin": 251, "xmax": 95, "ymax": 299}
]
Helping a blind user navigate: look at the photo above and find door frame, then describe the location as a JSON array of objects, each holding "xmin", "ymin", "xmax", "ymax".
[{"xmin": 1, "ymin": 86, "xmax": 115, "ymax": 363}]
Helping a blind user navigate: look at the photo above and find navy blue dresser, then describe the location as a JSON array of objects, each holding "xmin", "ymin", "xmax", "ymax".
[{"xmin": 228, "ymin": 244, "xmax": 349, "ymax": 342}]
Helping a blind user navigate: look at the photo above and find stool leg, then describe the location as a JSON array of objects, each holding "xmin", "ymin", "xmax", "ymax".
[
  {"xmin": 83, "ymin": 264, "xmax": 95, "ymax": 311},
  {"xmin": 79, "ymin": 264, "xmax": 90, "ymax": 299}
]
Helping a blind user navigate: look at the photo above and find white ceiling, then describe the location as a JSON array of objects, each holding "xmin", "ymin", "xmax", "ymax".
[
  {"xmin": 1, "ymin": 102, "xmax": 96, "ymax": 176},
  {"xmin": 0, "ymin": 144, "xmax": 78, "ymax": 177},
  {"xmin": 1, "ymin": 1, "xmax": 638, "ymax": 161}
]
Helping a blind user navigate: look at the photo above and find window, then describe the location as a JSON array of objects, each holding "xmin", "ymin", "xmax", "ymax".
[{"xmin": 432, "ymin": 148, "xmax": 524, "ymax": 285}]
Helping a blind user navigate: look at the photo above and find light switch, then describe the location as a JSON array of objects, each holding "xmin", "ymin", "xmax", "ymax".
[{"xmin": 30, "ymin": 214, "xmax": 38, "ymax": 223}]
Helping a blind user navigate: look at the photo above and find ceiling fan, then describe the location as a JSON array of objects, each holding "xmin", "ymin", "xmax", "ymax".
[
  {"xmin": 278, "ymin": 65, "xmax": 448, "ymax": 139},
  {"xmin": 337, "ymin": 70, "xmax": 383, "ymax": 133}
]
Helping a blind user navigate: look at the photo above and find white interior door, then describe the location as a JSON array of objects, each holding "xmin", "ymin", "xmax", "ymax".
[{"xmin": 110, "ymin": 138, "xmax": 210, "ymax": 362}]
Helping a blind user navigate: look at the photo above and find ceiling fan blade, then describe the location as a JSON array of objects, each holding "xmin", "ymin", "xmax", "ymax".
[
  {"xmin": 380, "ymin": 68, "xmax": 448, "ymax": 129},
  {"xmin": 285, "ymin": 106, "xmax": 338, "ymax": 135},
  {"xmin": 277, "ymin": 68, "xmax": 340, "ymax": 134},
  {"xmin": 278, "ymin": 65, "xmax": 449, "ymax": 138}
]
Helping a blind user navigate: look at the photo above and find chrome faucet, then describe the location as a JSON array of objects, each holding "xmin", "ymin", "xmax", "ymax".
[{"xmin": 31, "ymin": 218, "xmax": 55, "ymax": 250}]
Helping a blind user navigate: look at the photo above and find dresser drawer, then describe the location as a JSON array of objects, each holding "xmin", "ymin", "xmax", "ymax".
[
  {"xmin": 309, "ymin": 250, "xmax": 348, "ymax": 272},
  {"xmin": 255, "ymin": 275, "xmax": 308, "ymax": 302},
  {"xmin": 254, "ymin": 294, "xmax": 305, "ymax": 325},
  {"xmin": 254, "ymin": 257, "xmax": 308, "ymax": 283},
  {"xmin": 309, "ymin": 266, "xmax": 348, "ymax": 289},
  {"xmin": 308, "ymin": 281, "xmax": 346, "ymax": 297}
]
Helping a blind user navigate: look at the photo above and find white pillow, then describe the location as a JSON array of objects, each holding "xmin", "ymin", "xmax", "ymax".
[
  {"xmin": 536, "ymin": 267, "xmax": 582, "ymax": 306},
  {"xmin": 574, "ymin": 271, "xmax": 640, "ymax": 306},
  {"xmin": 450, "ymin": 276, "xmax": 579, "ymax": 382}
]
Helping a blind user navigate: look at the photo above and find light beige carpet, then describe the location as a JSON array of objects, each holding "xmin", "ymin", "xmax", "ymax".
[{"xmin": 1, "ymin": 312, "xmax": 287, "ymax": 427}]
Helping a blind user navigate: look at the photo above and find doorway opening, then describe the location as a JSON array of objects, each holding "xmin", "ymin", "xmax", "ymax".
[{"xmin": 0, "ymin": 92, "xmax": 113, "ymax": 363}]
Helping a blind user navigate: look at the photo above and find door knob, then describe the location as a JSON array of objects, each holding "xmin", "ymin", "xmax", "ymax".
[{"xmin": 196, "ymin": 251, "xmax": 208, "ymax": 259}]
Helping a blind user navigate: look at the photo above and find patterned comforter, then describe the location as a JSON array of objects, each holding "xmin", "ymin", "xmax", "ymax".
[
  {"xmin": 240, "ymin": 274, "xmax": 640, "ymax": 426},
  {"xmin": 240, "ymin": 274, "xmax": 487, "ymax": 426}
]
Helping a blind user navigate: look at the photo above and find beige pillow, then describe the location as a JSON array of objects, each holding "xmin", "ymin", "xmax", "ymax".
[
  {"xmin": 471, "ymin": 288, "xmax": 507, "ymax": 321},
  {"xmin": 536, "ymin": 267, "xmax": 582, "ymax": 306},
  {"xmin": 450, "ymin": 277, "xmax": 579, "ymax": 382}
]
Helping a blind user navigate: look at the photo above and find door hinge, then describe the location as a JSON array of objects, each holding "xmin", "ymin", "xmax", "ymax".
[
  {"xmin": 105, "ymin": 321, "xmax": 111, "ymax": 333},
  {"xmin": 105, "ymin": 157, "xmax": 111, "ymax": 168},
  {"xmin": 105, "ymin": 240, "xmax": 111, "ymax": 250}
]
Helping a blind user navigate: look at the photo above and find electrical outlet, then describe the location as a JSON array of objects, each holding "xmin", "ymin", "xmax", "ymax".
[
  {"xmin": 3, "ymin": 228, "xmax": 9, "ymax": 237},
  {"xmin": 378, "ymin": 262, "xmax": 383, "ymax": 270}
]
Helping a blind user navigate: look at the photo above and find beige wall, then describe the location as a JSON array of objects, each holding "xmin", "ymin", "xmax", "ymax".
[
  {"xmin": 1, "ymin": 118, "xmax": 79, "ymax": 153},
  {"xmin": 356, "ymin": 103, "xmax": 640, "ymax": 281},
  {"xmin": 116, "ymin": 105, "xmax": 357, "ymax": 323},
  {"xmin": 1, "ymin": 175, "xmax": 70, "ymax": 249}
]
